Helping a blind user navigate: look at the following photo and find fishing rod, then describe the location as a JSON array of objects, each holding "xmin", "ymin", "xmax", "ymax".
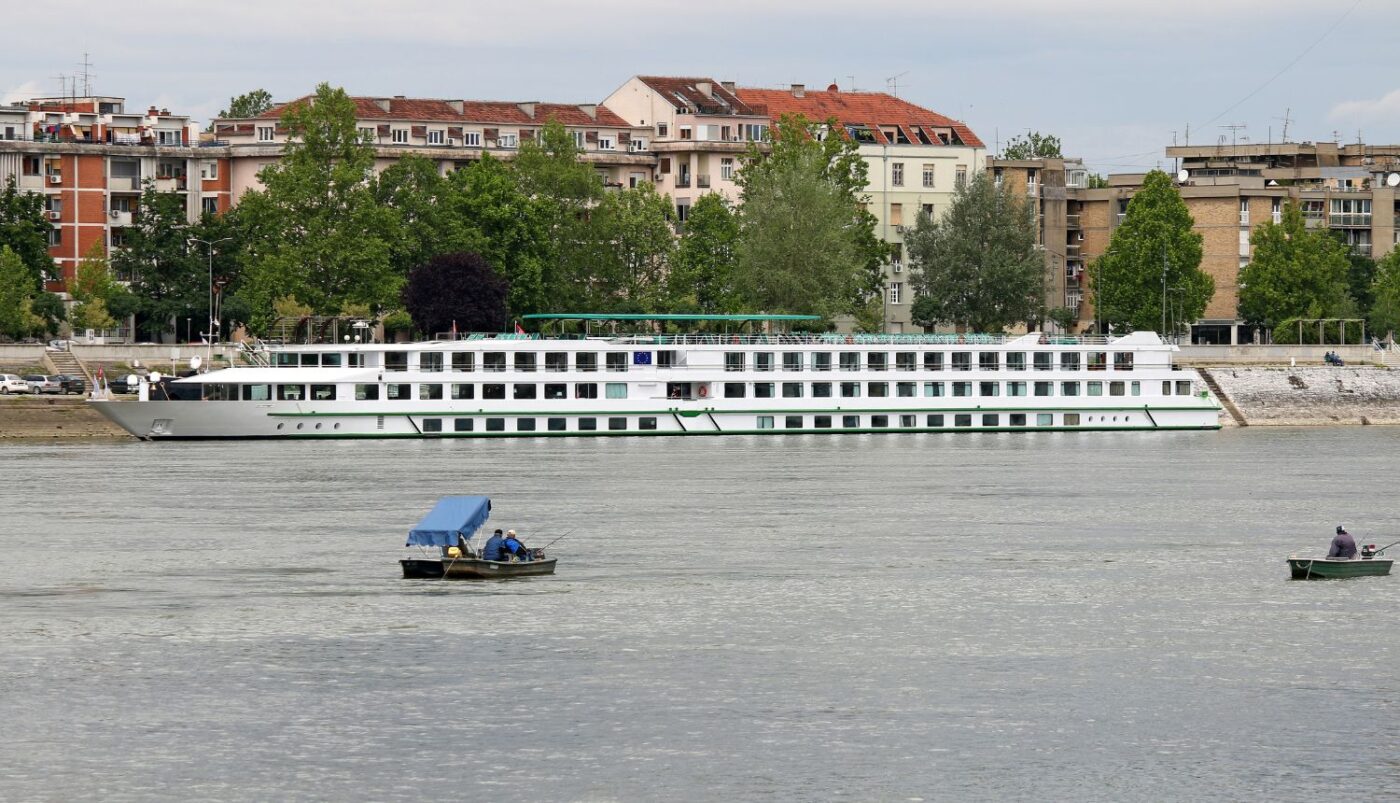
[
  {"xmin": 537, "ymin": 529, "xmax": 575, "ymax": 551},
  {"xmin": 1369, "ymin": 540, "xmax": 1400, "ymax": 554}
]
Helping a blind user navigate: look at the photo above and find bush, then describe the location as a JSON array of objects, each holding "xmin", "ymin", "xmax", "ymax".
[{"xmin": 1271, "ymin": 318, "xmax": 1365, "ymax": 345}]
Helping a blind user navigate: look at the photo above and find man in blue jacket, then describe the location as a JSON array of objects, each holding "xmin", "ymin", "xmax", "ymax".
[
  {"xmin": 482, "ymin": 529, "xmax": 507, "ymax": 562},
  {"xmin": 503, "ymin": 529, "xmax": 531, "ymax": 562},
  {"xmin": 1327, "ymin": 525, "xmax": 1357, "ymax": 559}
]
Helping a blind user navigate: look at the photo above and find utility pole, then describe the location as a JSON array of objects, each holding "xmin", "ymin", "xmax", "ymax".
[{"xmin": 1161, "ymin": 244, "xmax": 1168, "ymax": 337}]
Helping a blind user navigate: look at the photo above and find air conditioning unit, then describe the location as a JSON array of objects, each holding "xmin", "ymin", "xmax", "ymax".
[
  {"xmin": 47, "ymin": 210, "xmax": 61, "ymax": 220},
  {"xmin": 47, "ymin": 174, "xmax": 62, "ymax": 184},
  {"xmin": 448, "ymin": 138, "xmax": 457, "ymax": 146},
  {"xmin": 895, "ymin": 224, "xmax": 909, "ymax": 235},
  {"xmin": 109, "ymin": 210, "xmax": 121, "ymax": 219}
]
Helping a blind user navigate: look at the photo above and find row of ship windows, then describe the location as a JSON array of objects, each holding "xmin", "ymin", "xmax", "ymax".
[
  {"xmin": 280, "ymin": 351, "xmax": 1138, "ymax": 372},
  {"xmin": 272, "ymin": 412, "xmax": 1130, "ymax": 433},
  {"xmin": 211, "ymin": 380, "xmax": 1195, "ymax": 402}
]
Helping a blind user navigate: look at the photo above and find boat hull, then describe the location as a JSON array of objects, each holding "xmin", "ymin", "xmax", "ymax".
[
  {"xmin": 1288, "ymin": 557, "xmax": 1393, "ymax": 580},
  {"xmin": 400, "ymin": 557, "xmax": 557, "ymax": 580}
]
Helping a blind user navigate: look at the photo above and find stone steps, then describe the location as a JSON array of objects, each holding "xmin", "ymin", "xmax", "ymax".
[{"xmin": 1197, "ymin": 368, "xmax": 1247, "ymax": 427}]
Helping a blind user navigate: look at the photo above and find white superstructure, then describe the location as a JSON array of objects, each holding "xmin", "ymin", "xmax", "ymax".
[{"xmin": 90, "ymin": 329, "xmax": 1221, "ymax": 439}]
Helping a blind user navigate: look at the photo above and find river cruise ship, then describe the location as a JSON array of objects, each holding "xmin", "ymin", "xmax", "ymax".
[{"xmin": 90, "ymin": 314, "xmax": 1221, "ymax": 440}]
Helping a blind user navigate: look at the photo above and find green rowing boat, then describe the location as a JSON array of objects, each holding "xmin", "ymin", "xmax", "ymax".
[{"xmin": 1288, "ymin": 556, "xmax": 1393, "ymax": 580}]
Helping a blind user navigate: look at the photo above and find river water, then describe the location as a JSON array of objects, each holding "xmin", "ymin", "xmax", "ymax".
[{"xmin": 2, "ymin": 428, "xmax": 1398, "ymax": 802}]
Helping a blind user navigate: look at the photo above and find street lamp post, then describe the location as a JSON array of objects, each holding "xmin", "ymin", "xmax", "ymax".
[{"xmin": 190, "ymin": 237, "xmax": 232, "ymax": 368}]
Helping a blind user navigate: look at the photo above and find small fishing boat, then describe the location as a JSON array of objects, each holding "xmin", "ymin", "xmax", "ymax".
[
  {"xmin": 400, "ymin": 495, "xmax": 556, "ymax": 580},
  {"xmin": 1288, "ymin": 543, "xmax": 1394, "ymax": 580}
]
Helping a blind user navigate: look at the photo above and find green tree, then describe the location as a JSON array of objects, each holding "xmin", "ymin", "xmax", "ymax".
[
  {"xmin": 1086, "ymin": 174, "xmax": 1110, "ymax": 189},
  {"xmin": 1345, "ymin": 250, "xmax": 1377, "ymax": 323},
  {"xmin": 374, "ymin": 154, "xmax": 462, "ymax": 276},
  {"xmin": 512, "ymin": 119, "xmax": 605, "ymax": 309},
  {"xmin": 1091, "ymin": 170, "xmax": 1210, "ymax": 333},
  {"xmin": 1002, "ymin": 131, "xmax": 1063, "ymax": 160},
  {"xmin": 443, "ymin": 155, "xmax": 550, "ymax": 316},
  {"xmin": 734, "ymin": 115, "xmax": 886, "ymax": 319},
  {"xmin": 0, "ymin": 246, "xmax": 45, "ymax": 339},
  {"xmin": 0, "ymin": 176, "xmax": 54, "ymax": 286},
  {"xmin": 217, "ymin": 89, "xmax": 274, "ymax": 120},
  {"xmin": 236, "ymin": 83, "xmax": 399, "ymax": 329},
  {"xmin": 586, "ymin": 183, "xmax": 676, "ymax": 311},
  {"xmin": 1371, "ymin": 247, "xmax": 1400, "ymax": 339},
  {"xmin": 114, "ymin": 180, "xmax": 205, "ymax": 339},
  {"xmin": 905, "ymin": 171, "xmax": 1043, "ymax": 332},
  {"xmin": 68, "ymin": 241, "xmax": 132, "ymax": 332},
  {"xmin": 669, "ymin": 193, "xmax": 739, "ymax": 313},
  {"xmin": 1237, "ymin": 202, "xmax": 1351, "ymax": 328}
]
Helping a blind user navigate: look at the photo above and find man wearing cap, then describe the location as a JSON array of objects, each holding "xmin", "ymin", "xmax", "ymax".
[
  {"xmin": 503, "ymin": 529, "xmax": 531, "ymax": 562},
  {"xmin": 1327, "ymin": 525, "xmax": 1357, "ymax": 559},
  {"xmin": 483, "ymin": 528, "xmax": 507, "ymax": 562}
]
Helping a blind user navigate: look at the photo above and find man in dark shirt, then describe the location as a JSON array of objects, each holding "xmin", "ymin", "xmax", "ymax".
[
  {"xmin": 482, "ymin": 529, "xmax": 507, "ymax": 561},
  {"xmin": 1327, "ymin": 525, "xmax": 1357, "ymax": 559}
]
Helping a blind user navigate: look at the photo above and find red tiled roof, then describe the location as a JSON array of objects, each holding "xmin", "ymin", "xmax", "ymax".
[
  {"xmin": 251, "ymin": 96, "xmax": 631, "ymax": 128},
  {"xmin": 634, "ymin": 76, "xmax": 763, "ymax": 117},
  {"xmin": 734, "ymin": 87, "xmax": 985, "ymax": 148}
]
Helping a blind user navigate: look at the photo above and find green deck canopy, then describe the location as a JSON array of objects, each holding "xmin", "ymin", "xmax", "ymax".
[{"xmin": 522, "ymin": 313, "xmax": 821, "ymax": 322}]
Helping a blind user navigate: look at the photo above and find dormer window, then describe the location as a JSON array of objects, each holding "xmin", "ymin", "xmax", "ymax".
[
  {"xmin": 391, "ymin": 129, "xmax": 409, "ymax": 144},
  {"xmin": 257, "ymin": 126, "xmax": 274, "ymax": 142}
]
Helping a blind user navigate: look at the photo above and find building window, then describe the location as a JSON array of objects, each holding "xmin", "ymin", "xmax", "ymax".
[
  {"xmin": 922, "ymin": 163, "xmax": 935, "ymax": 188},
  {"xmin": 891, "ymin": 162, "xmax": 904, "ymax": 187},
  {"xmin": 1272, "ymin": 197, "xmax": 1282, "ymax": 223},
  {"xmin": 657, "ymin": 122, "xmax": 668, "ymax": 137},
  {"xmin": 955, "ymin": 165, "xmax": 967, "ymax": 186},
  {"xmin": 464, "ymin": 131, "xmax": 481, "ymax": 147},
  {"xmin": 200, "ymin": 161, "xmax": 218, "ymax": 180},
  {"xmin": 1239, "ymin": 197, "xmax": 1249, "ymax": 225},
  {"xmin": 257, "ymin": 126, "xmax": 274, "ymax": 142},
  {"xmin": 201, "ymin": 197, "xmax": 218, "ymax": 215},
  {"xmin": 890, "ymin": 203, "xmax": 903, "ymax": 227},
  {"xmin": 676, "ymin": 203, "xmax": 690, "ymax": 223},
  {"xmin": 48, "ymin": 227, "xmax": 61, "ymax": 246},
  {"xmin": 427, "ymin": 130, "xmax": 444, "ymax": 145},
  {"xmin": 598, "ymin": 136, "xmax": 615, "ymax": 151},
  {"xmin": 721, "ymin": 158, "xmax": 734, "ymax": 181},
  {"xmin": 571, "ymin": 131, "xmax": 585, "ymax": 148},
  {"xmin": 391, "ymin": 129, "xmax": 409, "ymax": 144},
  {"xmin": 889, "ymin": 282, "xmax": 902, "ymax": 305},
  {"xmin": 359, "ymin": 127, "xmax": 376, "ymax": 142},
  {"xmin": 499, "ymin": 133, "xmax": 518, "ymax": 148}
]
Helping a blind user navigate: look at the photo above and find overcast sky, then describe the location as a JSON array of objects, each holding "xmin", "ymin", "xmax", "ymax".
[{"xmin": 5, "ymin": 0, "xmax": 1398, "ymax": 174}]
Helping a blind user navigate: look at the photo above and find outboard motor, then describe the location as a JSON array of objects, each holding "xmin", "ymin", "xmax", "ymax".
[{"xmin": 1361, "ymin": 544, "xmax": 1377, "ymax": 559}]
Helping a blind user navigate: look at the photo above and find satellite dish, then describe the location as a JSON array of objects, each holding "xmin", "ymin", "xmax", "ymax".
[
  {"xmin": 189, "ymin": 355, "xmax": 202, "ymax": 371},
  {"xmin": 1176, "ymin": 169, "xmax": 1189, "ymax": 183},
  {"xmin": 1387, "ymin": 172, "xmax": 1400, "ymax": 187}
]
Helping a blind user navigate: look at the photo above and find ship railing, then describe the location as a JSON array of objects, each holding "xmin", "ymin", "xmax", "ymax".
[{"xmin": 612, "ymin": 333, "xmax": 1119, "ymax": 346}]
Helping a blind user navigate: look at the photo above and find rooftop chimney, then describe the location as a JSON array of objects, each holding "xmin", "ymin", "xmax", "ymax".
[
  {"xmin": 791, "ymin": 84, "xmax": 806, "ymax": 98},
  {"xmin": 695, "ymin": 81, "xmax": 713, "ymax": 98},
  {"xmin": 517, "ymin": 102, "xmax": 536, "ymax": 119},
  {"xmin": 720, "ymin": 81, "xmax": 736, "ymax": 93},
  {"xmin": 448, "ymin": 100, "xmax": 463, "ymax": 114},
  {"xmin": 579, "ymin": 103, "xmax": 598, "ymax": 120},
  {"xmin": 374, "ymin": 98, "xmax": 391, "ymax": 112}
]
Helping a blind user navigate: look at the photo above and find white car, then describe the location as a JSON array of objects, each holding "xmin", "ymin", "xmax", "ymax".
[{"xmin": 0, "ymin": 374, "xmax": 31, "ymax": 394}]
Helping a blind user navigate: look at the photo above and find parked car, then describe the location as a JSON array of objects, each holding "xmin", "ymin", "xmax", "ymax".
[
  {"xmin": 0, "ymin": 374, "xmax": 30, "ymax": 394},
  {"xmin": 21, "ymin": 375, "xmax": 62, "ymax": 394},
  {"xmin": 107, "ymin": 375, "xmax": 136, "ymax": 394},
  {"xmin": 52, "ymin": 374, "xmax": 87, "ymax": 395}
]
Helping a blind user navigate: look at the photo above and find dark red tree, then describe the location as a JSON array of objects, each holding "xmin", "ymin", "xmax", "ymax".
[{"xmin": 402, "ymin": 252, "xmax": 510, "ymax": 335}]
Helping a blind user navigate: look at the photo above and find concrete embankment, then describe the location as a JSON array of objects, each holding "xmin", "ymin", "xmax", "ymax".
[
  {"xmin": 1201, "ymin": 366, "xmax": 1400, "ymax": 426},
  {"xmin": 0, "ymin": 397, "xmax": 131, "ymax": 439}
]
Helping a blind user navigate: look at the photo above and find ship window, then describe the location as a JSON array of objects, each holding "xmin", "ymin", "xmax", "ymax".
[
  {"xmin": 1114, "ymin": 352, "xmax": 1134, "ymax": 371},
  {"xmin": 575, "ymin": 383, "xmax": 598, "ymax": 399},
  {"xmin": 514, "ymin": 353, "xmax": 537, "ymax": 372},
  {"xmin": 639, "ymin": 417, "xmax": 658, "ymax": 430},
  {"xmin": 1010, "ymin": 413, "xmax": 1027, "ymax": 426},
  {"xmin": 451, "ymin": 384, "xmax": 474, "ymax": 400},
  {"xmin": 900, "ymin": 414, "xmax": 915, "ymax": 427},
  {"xmin": 452, "ymin": 352, "xmax": 474, "ymax": 372},
  {"xmin": 1034, "ymin": 352, "xmax": 1052, "ymax": 371},
  {"xmin": 486, "ymin": 418, "xmax": 505, "ymax": 431},
  {"xmin": 275, "ymin": 353, "xmax": 298, "ymax": 367},
  {"xmin": 867, "ymin": 382, "xmax": 888, "ymax": 397},
  {"xmin": 578, "ymin": 418, "xmax": 597, "ymax": 431},
  {"xmin": 723, "ymin": 382, "xmax": 746, "ymax": 398},
  {"xmin": 1064, "ymin": 413, "xmax": 1081, "ymax": 426},
  {"xmin": 1162, "ymin": 381, "xmax": 1172, "ymax": 395},
  {"xmin": 605, "ymin": 383, "xmax": 627, "ymax": 399},
  {"xmin": 1109, "ymin": 381, "xmax": 1126, "ymax": 396},
  {"xmin": 657, "ymin": 350, "xmax": 677, "ymax": 368},
  {"xmin": 812, "ymin": 382, "xmax": 832, "ymax": 398},
  {"xmin": 923, "ymin": 381, "xmax": 944, "ymax": 397},
  {"xmin": 544, "ymin": 383, "xmax": 567, "ymax": 399},
  {"xmin": 979, "ymin": 353, "xmax": 999, "ymax": 371},
  {"xmin": 386, "ymin": 352, "xmax": 409, "ymax": 372},
  {"xmin": 1061, "ymin": 381, "xmax": 1079, "ymax": 396},
  {"xmin": 420, "ymin": 352, "xmax": 444, "ymax": 372},
  {"xmin": 842, "ymin": 415, "xmax": 860, "ymax": 428},
  {"xmin": 482, "ymin": 384, "xmax": 506, "ymax": 400},
  {"xmin": 783, "ymin": 352, "xmax": 803, "ymax": 371},
  {"xmin": 517, "ymin": 418, "xmax": 536, "ymax": 431},
  {"xmin": 1060, "ymin": 352, "xmax": 1081, "ymax": 370},
  {"xmin": 1088, "ymin": 352, "xmax": 1107, "ymax": 371},
  {"xmin": 725, "ymin": 352, "xmax": 746, "ymax": 372},
  {"xmin": 608, "ymin": 417, "xmax": 628, "ymax": 431},
  {"xmin": 423, "ymin": 418, "xmax": 442, "ymax": 433},
  {"xmin": 300, "ymin": 353, "xmax": 319, "ymax": 367},
  {"xmin": 814, "ymin": 415, "xmax": 832, "ymax": 429},
  {"xmin": 867, "ymin": 352, "xmax": 888, "ymax": 371},
  {"xmin": 927, "ymin": 414, "xmax": 944, "ymax": 427},
  {"xmin": 606, "ymin": 353, "xmax": 628, "ymax": 372},
  {"xmin": 813, "ymin": 353, "xmax": 833, "ymax": 371},
  {"xmin": 322, "ymin": 353, "xmax": 342, "ymax": 368},
  {"xmin": 1006, "ymin": 352, "xmax": 1026, "ymax": 371},
  {"xmin": 872, "ymin": 415, "xmax": 889, "ymax": 427},
  {"xmin": 1131, "ymin": 381, "xmax": 1141, "ymax": 396},
  {"xmin": 419, "ymin": 384, "xmax": 443, "ymax": 400},
  {"xmin": 785, "ymin": 415, "xmax": 803, "ymax": 429},
  {"xmin": 277, "ymin": 384, "xmax": 305, "ymax": 400},
  {"xmin": 840, "ymin": 382, "xmax": 861, "ymax": 398},
  {"xmin": 1087, "ymin": 381, "xmax": 1103, "ymax": 396},
  {"xmin": 954, "ymin": 414, "xmax": 972, "ymax": 427},
  {"xmin": 1176, "ymin": 380, "xmax": 1192, "ymax": 395},
  {"xmin": 242, "ymin": 384, "xmax": 271, "ymax": 401},
  {"xmin": 387, "ymin": 383, "xmax": 411, "ymax": 400},
  {"xmin": 354, "ymin": 384, "xmax": 379, "ymax": 401},
  {"xmin": 576, "ymin": 353, "xmax": 598, "ymax": 372},
  {"xmin": 513, "ymin": 384, "xmax": 537, "ymax": 400},
  {"xmin": 1034, "ymin": 381, "xmax": 1053, "ymax": 397},
  {"xmin": 757, "ymin": 416, "xmax": 775, "ymax": 430},
  {"xmin": 311, "ymin": 384, "xmax": 336, "ymax": 401},
  {"xmin": 896, "ymin": 352, "xmax": 916, "ymax": 371},
  {"xmin": 548, "ymin": 418, "xmax": 566, "ymax": 431},
  {"xmin": 782, "ymin": 382, "xmax": 803, "ymax": 398},
  {"xmin": 1037, "ymin": 413, "xmax": 1053, "ymax": 426},
  {"xmin": 923, "ymin": 352, "xmax": 944, "ymax": 371},
  {"xmin": 754, "ymin": 383, "xmax": 775, "ymax": 398},
  {"xmin": 1007, "ymin": 382, "xmax": 1027, "ymax": 397},
  {"xmin": 839, "ymin": 353, "xmax": 860, "ymax": 371},
  {"xmin": 952, "ymin": 382, "xmax": 972, "ymax": 397},
  {"xmin": 545, "ymin": 352, "xmax": 567, "ymax": 372},
  {"xmin": 454, "ymin": 418, "xmax": 474, "ymax": 432},
  {"xmin": 483, "ymin": 352, "xmax": 506, "ymax": 372},
  {"xmin": 982, "ymin": 413, "xmax": 998, "ymax": 426},
  {"xmin": 348, "ymin": 353, "xmax": 366, "ymax": 368},
  {"xmin": 755, "ymin": 352, "xmax": 775, "ymax": 371},
  {"xmin": 979, "ymin": 381, "xmax": 999, "ymax": 397},
  {"xmin": 951, "ymin": 352, "xmax": 972, "ymax": 371}
]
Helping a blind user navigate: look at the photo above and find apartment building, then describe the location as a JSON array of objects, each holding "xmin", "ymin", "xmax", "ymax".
[
  {"xmin": 734, "ymin": 83, "xmax": 984, "ymax": 333},
  {"xmin": 602, "ymin": 77, "xmax": 769, "ymax": 220},
  {"xmin": 216, "ymin": 95, "xmax": 654, "ymax": 200},
  {"xmin": 0, "ymin": 95, "xmax": 231, "ymax": 290}
]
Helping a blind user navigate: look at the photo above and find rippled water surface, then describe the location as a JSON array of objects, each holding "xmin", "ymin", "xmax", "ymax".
[{"xmin": 2, "ymin": 429, "xmax": 1399, "ymax": 802}]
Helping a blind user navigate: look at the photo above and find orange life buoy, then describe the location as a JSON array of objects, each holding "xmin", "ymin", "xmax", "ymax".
[{"xmin": 698, "ymin": 385, "xmax": 709, "ymax": 398}]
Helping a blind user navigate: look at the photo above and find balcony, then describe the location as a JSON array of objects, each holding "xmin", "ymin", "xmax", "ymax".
[
  {"xmin": 1065, "ymin": 213, "xmax": 1081, "ymax": 229},
  {"xmin": 1066, "ymin": 244, "xmax": 1082, "ymax": 257},
  {"xmin": 1350, "ymin": 243, "xmax": 1373, "ymax": 256},
  {"xmin": 1329, "ymin": 213, "xmax": 1372, "ymax": 227},
  {"xmin": 108, "ymin": 210, "xmax": 133, "ymax": 227},
  {"xmin": 696, "ymin": 174, "xmax": 711, "ymax": 189},
  {"xmin": 674, "ymin": 175, "xmax": 691, "ymax": 189}
]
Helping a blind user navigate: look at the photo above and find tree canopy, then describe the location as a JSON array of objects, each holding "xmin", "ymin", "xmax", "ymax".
[
  {"xmin": 1237, "ymin": 202, "xmax": 1351, "ymax": 327},
  {"xmin": 669, "ymin": 193, "xmax": 739, "ymax": 314},
  {"xmin": 0, "ymin": 246, "xmax": 46, "ymax": 339},
  {"xmin": 0, "ymin": 176, "xmax": 54, "ymax": 287},
  {"xmin": 1002, "ymin": 131, "xmax": 1063, "ymax": 160},
  {"xmin": 1370, "ymin": 247, "xmax": 1400, "ymax": 339},
  {"xmin": 905, "ymin": 170, "xmax": 1043, "ymax": 332},
  {"xmin": 1090, "ymin": 170, "xmax": 1211, "ymax": 334},
  {"xmin": 218, "ymin": 89, "xmax": 274, "ymax": 120},
  {"xmin": 402, "ymin": 252, "xmax": 509, "ymax": 335}
]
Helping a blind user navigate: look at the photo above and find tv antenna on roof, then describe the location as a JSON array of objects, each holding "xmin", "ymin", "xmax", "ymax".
[
  {"xmin": 77, "ymin": 52, "xmax": 95, "ymax": 97},
  {"xmin": 1219, "ymin": 123, "xmax": 1247, "ymax": 148},
  {"xmin": 1273, "ymin": 108, "xmax": 1292, "ymax": 142},
  {"xmin": 885, "ymin": 71, "xmax": 909, "ymax": 98}
]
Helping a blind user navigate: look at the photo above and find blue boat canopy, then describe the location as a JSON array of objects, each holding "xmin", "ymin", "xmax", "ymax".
[{"xmin": 406, "ymin": 496, "xmax": 492, "ymax": 547}]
